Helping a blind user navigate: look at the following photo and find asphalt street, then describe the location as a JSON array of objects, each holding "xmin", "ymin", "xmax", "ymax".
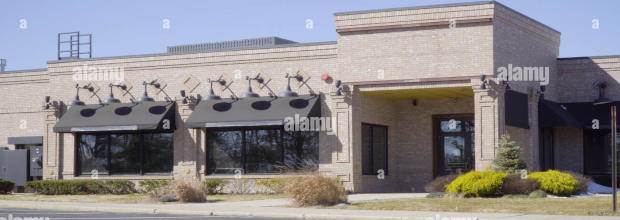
[{"xmin": 0, "ymin": 207, "xmax": 283, "ymax": 220}]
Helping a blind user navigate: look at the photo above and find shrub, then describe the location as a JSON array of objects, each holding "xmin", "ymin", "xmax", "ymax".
[
  {"xmin": 25, "ymin": 180, "xmax": 135, "ymax": 195},
  {"xmin": 500, "ymin": 174, "xmax": 539, "ymax": 195},
  {"xmin": 285, "ymin": 175, "xmax": 347, "ymax": 206},
  {"xmin": 528, "ymin": 189, "xmax": 547, "ymax": 198},
  {"xmin": 0, "ymin": 180, "xmax": 15, "ymax": 194},
  {"xmin": 564, "ymin": 171, "xmax": 593, "ymax": 194},
  {"xmin": 145, "ymin": 185, "xmax": 178, "ymax": 203},
  {"xmin": 139, "ymin": 180, "xmax": 170, "ymax": 193},
  {"xmin": 103, "ymin": 180, "xmax": 136, "ymax": 194},
  {"xmin": 256, "ymin": 178, "xmax": 290, "ymax": 194},
  {"xmin": 172, "ymin": 180, "xmax": 206, "ymax": 203},
  {"xmin": 527, "ymin": 170, "xmax": 578, "ymax": 196},
  {"xmin": 492, "ymin": 134, "xmax": 527, "ymax": 173},
  {"xmin": 26, "ymin": 180, "xmax": 84, "ymax": 195},
  {"xmin": 203, "ymin": 179, "xmax": 226, "ymax": 195},
  {"xmin": 424, "ymin": 174, "xmax": 459, "ymax": 192},
  {"xmin": 230, "ymin": 178, "xmax": 253, "ymax": 194},
  {"xmin": 445, "ymin": 171, "xmax": 508, "ymax": 197}
]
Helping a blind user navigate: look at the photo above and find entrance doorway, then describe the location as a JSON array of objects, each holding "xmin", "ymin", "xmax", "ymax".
[{"xmin": 433, "ymin": 114, "xmax": 474, "ymax": 177}]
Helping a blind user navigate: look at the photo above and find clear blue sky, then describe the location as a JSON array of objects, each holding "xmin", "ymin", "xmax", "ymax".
[{"xmin": 1, "ymin": 0, "xmax": 619, "ymax": 71}]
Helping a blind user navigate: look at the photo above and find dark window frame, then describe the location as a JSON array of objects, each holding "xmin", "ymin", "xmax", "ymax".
[
  {"xmin": 361, "ymin": 123, "xmax": 388, "ymax": 176},
  {"xmin": 206, "ymin": 126, "xmax": 318, "ymax": 175},
  {"xmin": 75, "ymin": 131, "xmax": 174, "ymax": 176},
  {"xmin": 432, "ymin": 114, "xmax": 474, "ymax": 178}
]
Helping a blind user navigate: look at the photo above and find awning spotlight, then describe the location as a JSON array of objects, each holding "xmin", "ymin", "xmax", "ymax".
[
  {"xmin": 103, "ymin": 83, "xmax": 121, "ymax": 104},
  {"xmin": 241, "ymin": 76, "xmax": 260, "ymax": 98},
  {"xmin": 138, "ymin": 81, "xmax": 155, "ymax": 102},
  {"xmin": 279, "ymin": 73, "xmax": 299, "ymax": 97},
  {"xmin": 71, "ymin": 84, "xmax": 85, "ymax": 106},
  {"xmin": 202, "ymin": 78, "xmax": 223, "ymax": 101}
]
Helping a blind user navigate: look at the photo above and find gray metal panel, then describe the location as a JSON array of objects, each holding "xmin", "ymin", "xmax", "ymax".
[
  {"xmin": 7, "ymin": 136, "xmax": 43, "ymax": 145},
  {"xmin": 54, "ymin": 101, "xmax": 175, "ymax": 133},
  {"xmin": 0, "ymin": 149, "xmax": 27, "ymax": 186}
]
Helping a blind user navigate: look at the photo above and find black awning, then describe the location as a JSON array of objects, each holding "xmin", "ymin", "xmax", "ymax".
[
  {"xmin": 186, "ymin": 95, "xmax": 320, "ymax": 128},
  {"xmin": 8, "ymin": 136, "xmax": 43, "ymax": 145},
  {"xmin": 538, "ymin": 99, "xmax": 582, "ymax": 128},
  {"xmin": 505, "ymin": 90, "xmax": 530, "ymax": 129},
  {"xmin": 562, "ymin": 101, "xmax": 619, "ymax": 130},
  {"xmin": 53, "ymin": 101, "xmax": 176, "ymax": 133}
]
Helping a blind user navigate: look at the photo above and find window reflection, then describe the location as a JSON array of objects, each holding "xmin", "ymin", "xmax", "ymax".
[
  {"xmin": 207, "ymin": 127, "xmax": 318, "ymax": 174},
  {"xmin": 77, "ymin": 132, "xmax": 173, "ymax": 175}
]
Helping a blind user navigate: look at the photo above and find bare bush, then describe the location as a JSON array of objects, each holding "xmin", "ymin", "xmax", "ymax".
[{"xmin": 284, "ymin": 175, "xmax": 347, "ymax": 207}]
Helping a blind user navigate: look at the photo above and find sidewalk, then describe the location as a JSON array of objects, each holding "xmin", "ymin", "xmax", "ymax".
[{"xmin": 0, "ymin": 194, "xmax": 617, "ymax": 220}]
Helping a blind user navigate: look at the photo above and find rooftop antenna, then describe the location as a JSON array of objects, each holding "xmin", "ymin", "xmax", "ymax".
[{"xmin": 57, "ymin": 32, "xmax": 92, "ymax": 60}]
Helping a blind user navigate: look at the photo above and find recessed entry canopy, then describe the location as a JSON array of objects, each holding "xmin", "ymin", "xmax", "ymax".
[
  {"xmin": 54, "ymin": 101, "xmax": 176, "ymax": 133},
  {"xmin": 186, "ymin": 95, "xmax": 320, "ymax": 128}
]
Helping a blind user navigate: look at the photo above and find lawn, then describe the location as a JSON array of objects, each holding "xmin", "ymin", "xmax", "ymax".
[
  {"xmin": 0, "ymin": 193, "xmax": 285, "ymax": 204},
  {"xmin": 335, "ymin": 196, "xmax": 620, "ymax": 216}
]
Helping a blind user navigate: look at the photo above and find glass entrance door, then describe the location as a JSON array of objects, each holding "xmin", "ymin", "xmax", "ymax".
[{"xmin": 434, "ymin": 115, "xmax": 474, "ymax": 176}]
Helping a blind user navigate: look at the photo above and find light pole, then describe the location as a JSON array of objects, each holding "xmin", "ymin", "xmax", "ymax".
[{"xmin": 612, "ymin": 105, "xmax": 617, "ymax": 212}]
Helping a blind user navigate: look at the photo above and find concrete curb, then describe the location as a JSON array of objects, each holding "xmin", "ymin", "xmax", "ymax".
[{"xmin": 0, "ymin": 201, "xmax": 407, "ymax": 220}]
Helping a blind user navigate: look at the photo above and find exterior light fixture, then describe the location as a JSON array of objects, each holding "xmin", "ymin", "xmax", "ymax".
[
  {"xmin": 203, "ymin": 78, "xmax": 223, "ymax": 101},
  {"xmin": 479, "ymin": 75, "xmax": 487, "ymax": 89},
  {"xmin": 279, "ymin": 73, "xmax": 299, "ymax": 97},
  {"xmin": 138, "ymin": 81, "xmax": 154, "ymax": 102},
  {"xmin": 70, "ymin": 84, "xmax": 85, "ymax": 106},
  {"xmin": 180, "ymin": 90, "xmax": 188, "ymax": 104},
  {"xmin": 103, "ymin": 83, "xmax": 121, "ymax": 104},
  {"xmin": 594, "ymin": 82, "xmax": 612, "ymax": 105},
  {"xmin": 241, "ymin": 76, "xmax": 260, "ymax": 98},
  {"xmin": 334, "ymin": 80, "xmax": 343, "ymax": 96},
  {"xmin": 111, "ymin": 83, "xmax": 136, "ymax": 102}
]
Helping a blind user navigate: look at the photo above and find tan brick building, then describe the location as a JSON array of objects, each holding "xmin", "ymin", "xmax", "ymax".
[{"xmin": 1, "ymin": 1, "xmax": 619, "ymax": 192}]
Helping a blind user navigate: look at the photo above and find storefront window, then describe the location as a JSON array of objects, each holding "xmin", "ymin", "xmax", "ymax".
[
  {"xmin": 77, "ymin": 132, "xmax": 173, "ymax": 175},
  {"xmin": 361, "ymin": 123, "xmax": 388, "ymax": 175},
  {"xmin": 206, "ymin": 127, "xmax": 318, "ymax": 174}
]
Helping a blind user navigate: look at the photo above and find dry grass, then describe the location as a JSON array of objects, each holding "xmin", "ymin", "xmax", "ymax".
[
  {"xmin": 335, "ymin": 196, "xmax": 620, "ymax": 216},
  {"xmin": 0, "ymin": 193, "xmax": 285, "ymax": 203}
]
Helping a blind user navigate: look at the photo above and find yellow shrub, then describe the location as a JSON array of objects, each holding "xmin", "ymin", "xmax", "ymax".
[
  {"xmin": 527, "ymin": 170, "xmax": 578, "ymax": 196},
  {"xmin": 446, "ymin": 171, "xmax": 508, "ymax": 197}
]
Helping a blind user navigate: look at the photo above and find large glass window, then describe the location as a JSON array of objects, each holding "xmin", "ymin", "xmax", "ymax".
[
  {"xmin": 362, "ymin": 123, "xmax": 388, "ymax": 175},
  {"xmin": 207, "ymin": 127, "xmax": 318, "ymax": 174},
  {"xmin": 77, "ymin": 132, "xmax": 173, "ymax": 176}
]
